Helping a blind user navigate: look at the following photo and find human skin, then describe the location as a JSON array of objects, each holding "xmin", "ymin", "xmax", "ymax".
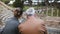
[{"xmin": 18, "ymin": 16, "xmax": 47, "ymax": 34}]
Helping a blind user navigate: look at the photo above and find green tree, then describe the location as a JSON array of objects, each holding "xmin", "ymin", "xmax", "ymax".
[
  {"xmin": 1, "ymin": 0, "xmax": 11, "ymax": 4},
  {"xmin": 45, "ymin": 0, "xmax": 50, "ymax": 6},
  {"xmin": 13, "ymin": 0, "xmax": 24, "ymax": 9},
  {"xmin": 28, "ymin": 0, "xmax": 32, "ymax": 6}
]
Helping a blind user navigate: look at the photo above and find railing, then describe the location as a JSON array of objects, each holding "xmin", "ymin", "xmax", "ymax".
[
  {"xmin": 47, "ymin": 27, "xmax": 60, "ymax": 34},
  {"xmin": 36, "ymin": 7, "xmax": 60, "ymax": 17},
  {"xmin": 35, "ymin": 7, "xmax": 60, "ymax": 34}
]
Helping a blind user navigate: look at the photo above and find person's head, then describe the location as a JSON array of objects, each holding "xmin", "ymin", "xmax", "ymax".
[
  {"xmin": 13, "ymin": 7, "xmax": 23, "ymax": 18},
  {"xmin": 26, "ymin": 7, "xmax": 35, "ymax": 16},
  {"xmin": 25, "ymin": 7, "xmax": 35, "ymax": 18}
]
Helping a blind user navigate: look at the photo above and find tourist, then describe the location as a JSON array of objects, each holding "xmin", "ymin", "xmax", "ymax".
[
  {"xmin": 18, "ymin": 7, "xmax": 47, "ymax": 34},
  {"xmin": 2, "ymin": 7, "xmax": 23, "ymax": 34}
]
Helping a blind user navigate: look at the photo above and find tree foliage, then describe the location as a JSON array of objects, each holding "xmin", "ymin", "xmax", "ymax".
[
  {"xmin": 28, "ymin": 0, "xmax": 32, "ymax": 6},
  {"xmin": 13, "ymin": 0, "xmax": 24, "ymax": 9},
  {"xmin": 1, "ymin": 0, "xmax": 11, "ymax": 4}
]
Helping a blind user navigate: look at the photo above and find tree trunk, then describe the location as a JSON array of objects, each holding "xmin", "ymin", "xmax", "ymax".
[
  {"xmin": 28, "ymin": 0, "xmax": 32, "ymax": 7},
  {"xmin": 38, "ymin": 0, "xmax": 40, "ymax": 6},
  {"xmin": 44, "ymin": 0, "xmax": 49, "ymax": 6}
]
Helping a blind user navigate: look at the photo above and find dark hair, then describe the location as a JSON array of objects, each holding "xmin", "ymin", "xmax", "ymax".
[{"xmin": 14, "ymin": 7, "xmax": 23, "ymax": 17}]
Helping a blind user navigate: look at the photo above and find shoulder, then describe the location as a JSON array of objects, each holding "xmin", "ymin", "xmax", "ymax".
[
  {"xmin": 5, "ymin": 17, "xmax": 19, "ymax": 24},
  {"xmin": 5, "ymin": 18, "xmax": 12, "ymax": 23},
  {"xmin": 37, "ymin": 19, "xmax": 47, "ymax": 32},
  {"xmin": 37, "ymin": 19, "xmax": 45, "ymax": 24}
]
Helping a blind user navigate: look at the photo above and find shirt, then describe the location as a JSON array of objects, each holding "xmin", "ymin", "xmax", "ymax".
[{"xmin": 2, "ymin": 17, "xmax": 20, "ymax": 34}]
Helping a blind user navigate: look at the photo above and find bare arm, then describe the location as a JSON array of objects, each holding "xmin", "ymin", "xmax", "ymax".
[{"xmin": 38, "ymin": 20, "xmax": 48, "ymax": 34}]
